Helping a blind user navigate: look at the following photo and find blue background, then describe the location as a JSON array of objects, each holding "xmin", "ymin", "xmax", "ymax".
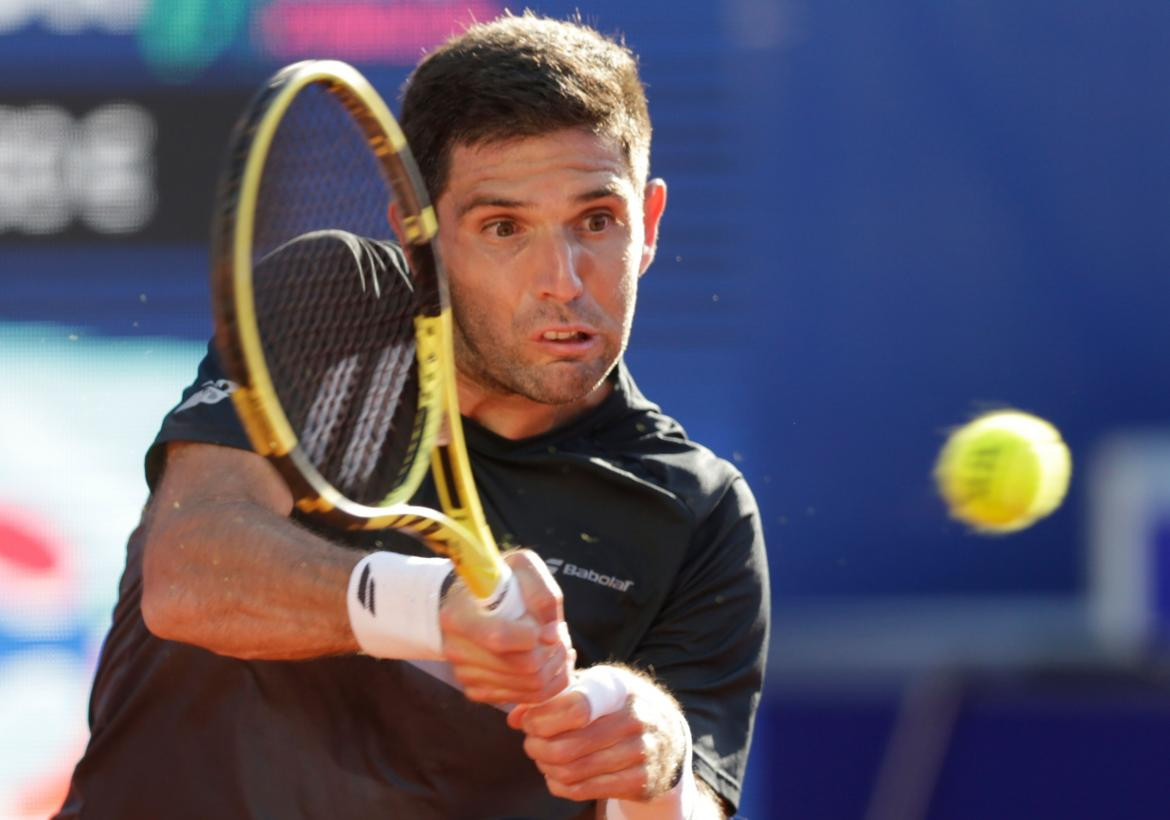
[{"xmin": 3, "ymin": 1, "xmax": 1170, "ymax": 817}]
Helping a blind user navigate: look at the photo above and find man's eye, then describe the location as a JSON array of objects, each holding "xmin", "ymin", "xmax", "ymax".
[
  {"xmin": 585, "ymin": 213, "xmax": 611, "ymax": 232},
  {"xmin": 489, "ymin": 221, "xmax": 516, "ymax": 238}
]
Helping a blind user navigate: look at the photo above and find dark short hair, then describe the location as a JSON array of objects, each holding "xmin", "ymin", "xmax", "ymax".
[{"xmin": 400, "ymin": 12, "xmax": 652, "ymax": 198}]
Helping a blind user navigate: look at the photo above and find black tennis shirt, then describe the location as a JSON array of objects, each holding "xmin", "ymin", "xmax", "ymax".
[{"xmin": 60, "ymin": 244, "xmax": 769, "ymax": 819}]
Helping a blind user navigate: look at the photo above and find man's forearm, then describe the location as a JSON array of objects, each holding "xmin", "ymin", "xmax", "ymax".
[{"xmin": 141, "ymin": 494, "xmax": 361, "ymax": 659}]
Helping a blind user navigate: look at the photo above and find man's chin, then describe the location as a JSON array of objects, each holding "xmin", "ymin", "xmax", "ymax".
[{"xmin": 523, "ymin": 360, "xmax": 613, "ymax": 405}]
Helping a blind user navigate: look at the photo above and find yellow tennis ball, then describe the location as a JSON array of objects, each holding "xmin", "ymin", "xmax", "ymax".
[{"xmin": 934, "ymin": 410, "xmax": 1072, "ymax": 534}]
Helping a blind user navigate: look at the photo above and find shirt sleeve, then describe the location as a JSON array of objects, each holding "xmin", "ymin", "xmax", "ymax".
[
  {"xmin": 142, "ymin": 233, "xmax": 410, "ymax": 492},
  {"xmin": 630, "ymin": 474, "xmax": 770, "ymax": 812},
  {"xmin": 143, "ymin": 340, "xmax": 252, "ymax": 491}
]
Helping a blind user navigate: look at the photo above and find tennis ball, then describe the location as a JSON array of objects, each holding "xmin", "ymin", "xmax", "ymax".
[{"xmin": 934, "ymin": 410, "xmax": 1071, "ymax": 534}]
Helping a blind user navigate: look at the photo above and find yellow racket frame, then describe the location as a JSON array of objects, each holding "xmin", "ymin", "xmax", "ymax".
[{"xmin": 215, "ymin": 60, "xmax": 510, "ymax": 604}]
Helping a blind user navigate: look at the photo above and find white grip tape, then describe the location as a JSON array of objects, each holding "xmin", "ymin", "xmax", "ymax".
[
  {"xmin": 604, "ymin": 715, "xmax": 697, "ymax": 820},
  {"xmin": 347, "ymin": 551, "xmax": 453, "ymax": 660},
  {"xmin": 481, "ymin": 565, "xmax": 526, "ymax": 621},
  {"xmin": 567, "ymin": 665, "xmax": 630, "ymax": 723}
]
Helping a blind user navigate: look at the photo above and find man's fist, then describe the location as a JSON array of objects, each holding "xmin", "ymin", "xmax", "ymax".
[{"xmin": 440, "ymin": 549, "xmax": 575, "ymax": 704}]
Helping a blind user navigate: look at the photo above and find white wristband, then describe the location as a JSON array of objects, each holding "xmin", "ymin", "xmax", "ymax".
[
  {"xmin": 604, "ymin": 716, "xmax": 697, "ymax": 820},
  {"xmin": 567, "ymin": 665, "xmax": 630, "ymax": 722},
  {"xmin": 347, "ymin": 551, "xmax": 453, "ymax": 660}
]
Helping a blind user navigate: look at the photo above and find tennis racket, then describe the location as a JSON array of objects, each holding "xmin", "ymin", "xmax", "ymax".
[{"xmin": 210, "ymin": 59, "xmax": 521, "ymax": 618}]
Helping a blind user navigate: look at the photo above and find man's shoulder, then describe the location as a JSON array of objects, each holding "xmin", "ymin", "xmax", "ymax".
[{"xmin": 585, "ymin": 367, "xmax": 750, "ymax": 522}]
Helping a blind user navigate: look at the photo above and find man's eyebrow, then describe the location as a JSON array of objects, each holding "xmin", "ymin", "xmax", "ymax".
[
  {"xmin": 456, "ymin": 195, "xmax": 528, "ymax": 219},
  {"xmin": 573, "ymin": 184, "xmax": 628, "ymax": 203},
  {"xmin": 455, "ymin": 184, "xmax": 631, "ymax": 219}
]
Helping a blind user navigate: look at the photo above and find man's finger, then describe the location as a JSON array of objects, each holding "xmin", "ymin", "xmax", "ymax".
[
  {"xmin": 505, "ymin": 549, "xmax": 564, "ymax": 627},
  {"xmin": 449, "ymin": 643, "xmax": 569, "ymax": 693},
  {"xmin": 444, "ymin": 631, "xmax": 552, "ymax": 674},
  {"xmin": 542, "ymin": 766, "xmax": 647, "ymax": 804},
  {"xmin": 533, "ymin": 734, "xmax": 645, "ymax": 787},
  {"xmin": 519, "ymin": 689, "xmax": 615, "ymax": 738},
  {"xmin": 440, "ymin": 582, "xmax": 542, "ymax": 654}
]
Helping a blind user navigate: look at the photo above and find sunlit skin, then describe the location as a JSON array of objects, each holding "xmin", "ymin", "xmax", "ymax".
[{"xmin": 429, "ymin": 128, "xmax": 667, "ymax": 440}]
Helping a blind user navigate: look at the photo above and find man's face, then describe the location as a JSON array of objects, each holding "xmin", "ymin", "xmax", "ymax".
[{"xmin": 433, "ymin": 128, "xmax": 666, "ymax": 406}]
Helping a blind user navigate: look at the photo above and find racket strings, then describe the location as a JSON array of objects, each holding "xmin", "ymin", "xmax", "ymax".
[{"xmin": 250, "ymin": 83, "xmax": 428, "ymax": 506}]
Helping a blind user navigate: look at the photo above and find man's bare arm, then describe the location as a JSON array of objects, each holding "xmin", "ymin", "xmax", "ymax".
[
  {"xmin": 139, "ymin": 441, "xmax": 573, "ymax": 705},
  {"xmin": 140, "ymin": 441, "xmax": 361, "ymax": 659}
]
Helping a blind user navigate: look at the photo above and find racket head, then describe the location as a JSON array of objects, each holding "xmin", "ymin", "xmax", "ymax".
[{"xmin": 210, "ymin": 60, "xmax": 446, "ymax": 526}]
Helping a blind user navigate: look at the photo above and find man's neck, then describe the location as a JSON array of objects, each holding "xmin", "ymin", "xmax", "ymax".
[{"xmin": 456, "ymin": 377, "xmax": 614, "ymax": 440}]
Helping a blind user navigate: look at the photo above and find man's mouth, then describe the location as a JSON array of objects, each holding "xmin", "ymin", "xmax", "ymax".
[{"xmin": 540, "ymin": 330, "xmax": 591, "ymax": 341}]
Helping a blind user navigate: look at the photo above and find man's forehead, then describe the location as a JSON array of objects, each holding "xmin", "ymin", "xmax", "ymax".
[{"xmin": 441, "ymin": 129, "xmax": 643, "ymax": 199}]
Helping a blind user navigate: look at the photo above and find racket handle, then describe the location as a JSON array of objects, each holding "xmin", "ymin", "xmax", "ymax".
[{"xmin": 478, "ymin": 563, "xmax": 526, "ymax": 621}]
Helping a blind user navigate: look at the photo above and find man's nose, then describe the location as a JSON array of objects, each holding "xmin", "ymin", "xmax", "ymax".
[{"xmin": 534, "ymin": 231, "xmax": 585, "ymax": 303}]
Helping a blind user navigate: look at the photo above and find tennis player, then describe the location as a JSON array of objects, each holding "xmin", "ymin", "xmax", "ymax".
[{"xmin": 58, "ymin": 13, "xmax": 769, "ymax": 819}]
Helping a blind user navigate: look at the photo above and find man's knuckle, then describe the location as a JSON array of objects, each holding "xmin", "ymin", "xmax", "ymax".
[
  {"xmin": 547, "ymin": 673, "xmax": 572, "ymax": 698},
  {"xmin": 540, "ymin": 746, "xmax": 568, "ymax": 766},
  {"xmin": 525, "ymin": 588, "xmax": 552, "ymax": 611},
  {"xmin": 508, "ymin": 548, "xmax": 536, "ymax": 568},
  {"xmin": 555, "ymin": 741, "xmax": 588, "ymax": 766},
  {"xmin": 546, "ymin": 763, "xmax": 572, "ymax": 783},
  {"xmin": 444, "ymin": 643, "xmax": 468, "ymax": 664},
  {"xmin": 528, "ymin": 683, "xmax": 557, "ymax": 704},
  {"xmin": 515, "ymin": 653, "xmax": 543, "ymax": 675},
  {"xmin": 483, "ymin": 624, "xmax": 511, "ymax": 650},
  {"xmin": 515, "ymin": 673, "xmax": 545, "ymax": 693},
  {"xmin": 565, "ymin": 781, "xmax": 594, "ymax": 801},
  {"xmin": 545, "ymin": 775, "xmax": 583, "ymax": 800}
]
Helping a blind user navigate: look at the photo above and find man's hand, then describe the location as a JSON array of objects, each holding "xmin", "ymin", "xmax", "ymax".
[
  {"xmin": 506, "ymin": 665, "xmax": 688, "ymax": 805},
  {"xmin": 440, "ymin": 549, "xmax": 574, "ymax": 705}
]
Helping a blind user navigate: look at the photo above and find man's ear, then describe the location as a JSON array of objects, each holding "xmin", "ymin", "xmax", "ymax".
[{"xmin": 638, "ymin": 178, "xmax": 668, "ymax": 276}]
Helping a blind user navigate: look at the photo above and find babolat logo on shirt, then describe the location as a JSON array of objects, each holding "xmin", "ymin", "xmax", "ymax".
[
  {"xmin": 175, "ymin": 379, "xmax": 237, "ymax": 413},
  {"xmin": 545, "ymin": 558, "xmax": 634, "ymax": 593}
]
